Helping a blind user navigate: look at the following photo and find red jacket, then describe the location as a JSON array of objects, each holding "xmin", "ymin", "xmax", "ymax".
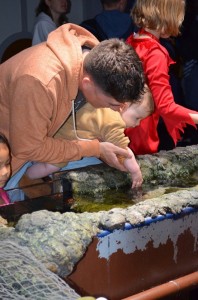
[{"xmin": 125, "ymin": 33, "xmax": 196, "ymax": 155}]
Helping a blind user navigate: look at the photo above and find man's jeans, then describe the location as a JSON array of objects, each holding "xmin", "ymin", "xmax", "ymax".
[{"xmin": 4, "ymin": 157, "xmax": 102, "ymax": 202}]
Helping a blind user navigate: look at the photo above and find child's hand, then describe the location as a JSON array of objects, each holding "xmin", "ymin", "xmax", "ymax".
[
  {"xmin": 131, "ymin": 164, "xmax": 143, "ymax": 188},
  {"xmin": 100, "ymin": 142, "xmax": 132, "ymax": 172},
  {"xmin": 123, "ymin": 147, "xmax": 143, "ymax": 189}
]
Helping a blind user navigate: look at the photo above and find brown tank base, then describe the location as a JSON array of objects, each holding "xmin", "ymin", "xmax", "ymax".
[{"xmin": 67, "ymin": 209, "xmax": 198, "ymax": 300}]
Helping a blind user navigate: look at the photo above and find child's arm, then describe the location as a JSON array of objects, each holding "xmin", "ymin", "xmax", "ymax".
[
  {"xmin": 123, "ymin": 148, "xmax": 143, "ymax": 189},
  {"xmin": 189, "ymin": 113, "xmax": 198, "ymax": 124},
  {"xmin": 26, "ymin": 163, "xmax": 60, "ymax": 180}
]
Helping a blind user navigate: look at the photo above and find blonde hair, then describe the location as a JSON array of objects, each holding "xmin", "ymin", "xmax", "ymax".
[{"xmin": 131, "ymin": 0, "xmax": 185, "ymax": 36}]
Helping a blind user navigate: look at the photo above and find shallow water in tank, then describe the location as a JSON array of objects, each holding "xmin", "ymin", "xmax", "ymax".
[
  {"xmin": 5, "ymin": 171, "xmax": 198, "ymax": 215},
  {"xmin": 72, "ymin": 172, "xmax": 198, "ymax": 213}
]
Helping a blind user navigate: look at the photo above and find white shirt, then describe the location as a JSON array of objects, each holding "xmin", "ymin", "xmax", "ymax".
[{"xmin": 32, "ymin": 12, "xmax": 57, "ymax": 46}]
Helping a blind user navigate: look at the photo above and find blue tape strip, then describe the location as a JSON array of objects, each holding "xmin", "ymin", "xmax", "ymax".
[{"xmin": 97, "ymin": 206, "xmax": 198, "ymax": 237}]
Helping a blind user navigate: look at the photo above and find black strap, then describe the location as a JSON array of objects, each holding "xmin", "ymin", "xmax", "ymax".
[{"xmin": 74, "ymin": 92, "xmax": 87, "ymax": 112}]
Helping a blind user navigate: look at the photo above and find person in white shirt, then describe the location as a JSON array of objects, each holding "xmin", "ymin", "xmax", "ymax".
[{"xmin": 32, "ymin": 0, "xmax": 71, "ymax": 46}]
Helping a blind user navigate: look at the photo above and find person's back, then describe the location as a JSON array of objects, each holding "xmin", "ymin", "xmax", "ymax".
[
  {"xmin": 32, "ymin": 0, "xmax": 71, "ymax": 45},
  {"xmin": 80, "ymin": 0, "xmax": 136, "ymax": 41}
]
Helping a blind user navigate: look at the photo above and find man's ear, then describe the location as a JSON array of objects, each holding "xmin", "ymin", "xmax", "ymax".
[{"xmin": 81, "ymin": 75, "xmax": 92, "ymax": 91}]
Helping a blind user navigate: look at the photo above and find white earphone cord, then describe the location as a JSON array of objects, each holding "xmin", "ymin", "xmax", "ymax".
[{"xmin": 71, "ymin": 99, "xmax": 91, "ymax": 141}]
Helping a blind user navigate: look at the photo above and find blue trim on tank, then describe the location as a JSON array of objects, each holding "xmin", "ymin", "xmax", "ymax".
[{"xmin": 97, "ymin": 206, "xmax": 198, "ymax": 237}]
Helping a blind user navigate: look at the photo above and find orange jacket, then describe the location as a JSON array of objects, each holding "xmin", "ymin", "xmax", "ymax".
[{"xmin": 0, "ymin": 24, "xmax": 100, "ymax": 174}]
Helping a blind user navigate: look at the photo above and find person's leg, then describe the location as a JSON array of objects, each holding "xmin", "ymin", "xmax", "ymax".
[
  {"xmin": 51, "ymin": 158, "xmax": 103, "ymax": 199},
  {"xmin": 60, "ymin": 157, "xmax": 103, "ymax": 171},
  {"xmin": 183, "ymin": 62, "xmax": 198, "ymax": 110},
  {"xmin": 4, "ymin": 162, "xmax": 33, "ymax": 202},
  {"xmin": 181, "ymin": 62, "xmax": 198, "ymax": 145},
  {"xmin": 4, "ymin": 158, "xmax": 102, "ymax": 202}
]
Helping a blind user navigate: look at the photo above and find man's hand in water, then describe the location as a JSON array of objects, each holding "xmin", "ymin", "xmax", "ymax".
[{"xmin": 99, "ymin": 142, "xmax": 132, "ymax": 172}]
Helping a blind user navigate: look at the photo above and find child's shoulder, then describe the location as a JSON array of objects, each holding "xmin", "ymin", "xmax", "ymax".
[
  {"xmin": 128, "ymin": 34, "xmax": 169, "ymax": 57},
  {"xmin": 87, "ymin": 104, "xmax": 124, "ymax": 123}
]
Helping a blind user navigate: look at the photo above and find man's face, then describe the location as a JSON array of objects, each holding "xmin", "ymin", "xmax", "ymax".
[{"xmin": 81, "ymin": 76, "xmax": 125, "ymax": 111}]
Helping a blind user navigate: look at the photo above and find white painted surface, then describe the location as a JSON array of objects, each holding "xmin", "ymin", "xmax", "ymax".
[{"xmin": 97, "ymin": 212, "xmax": 198, "ymax": 263}]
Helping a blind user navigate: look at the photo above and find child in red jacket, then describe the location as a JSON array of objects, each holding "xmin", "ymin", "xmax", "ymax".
[{"xmin": 125, "ymin": 0, "xmax": 198, "ymax": 155}]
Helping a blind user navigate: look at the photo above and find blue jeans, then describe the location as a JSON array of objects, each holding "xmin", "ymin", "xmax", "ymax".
[
  {"xmin": 4, "ymin": 157, "xmax": 102, "ymax": 202},
  {"xmin": 4, "ymin": 162, "xmax": 33, "ymax": 202}
]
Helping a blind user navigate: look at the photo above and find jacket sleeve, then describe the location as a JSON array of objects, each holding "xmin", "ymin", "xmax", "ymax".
[
  {"xmin": 96, "ymin": 108, "xmax": 130, "ymax": 165},
  {"xmin": 55, "ymin": 104, "xmax": 129, "ymax": 149},
  {"xmin": 145, "ymin": 47, "xmax": 196, "ymax": 143},
  {"xmin": 78, "ymin": 107, "xmax": 130, "ymax": 164},
  {"xmin": 94, "ymin": 108, "xmax": 130, "ymax": 148},
  {"xmin": 53, "ymin": 104, "xmax": 130, "ymax": 167},
  {"xmin": 10, "ymin": 76, "xmax": 100, "ymax": 173}
]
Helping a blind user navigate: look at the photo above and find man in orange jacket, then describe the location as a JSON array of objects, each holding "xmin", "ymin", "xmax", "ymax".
[{"xmin": 0, "ymin": 24, "xmax": 144, "ymax": 199}]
